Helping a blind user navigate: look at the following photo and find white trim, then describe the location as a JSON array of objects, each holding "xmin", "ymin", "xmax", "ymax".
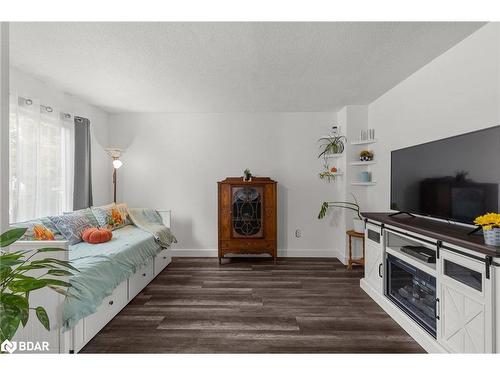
[
  {"xmin": 0, "ymin": 23, "xmax": 9, "ymax": 232},
  {"xmin": 170, "ymin": 248, "xmax": 345, "ymax": 259},
  {"xmin": 278, "ymin": 249, "xmax": 342, "ymax": 258},
  {"xmin": 170, "ymin": 249, "xmax": 217, "ymax": 257}
]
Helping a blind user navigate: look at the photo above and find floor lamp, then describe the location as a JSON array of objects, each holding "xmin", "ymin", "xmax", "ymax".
[{"xmin": 104, "ymin": 148, "xmax": 123, "ymax": 203}]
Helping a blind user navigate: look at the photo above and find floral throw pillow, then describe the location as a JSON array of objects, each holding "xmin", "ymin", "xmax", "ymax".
[
  {"xmin": 10, "ymin": 219, "xmax": 62, "ymax": 241},
  {"xmin": 48, "ymin": 212, "xmax": 93, "ymax": 245},
  {"xmin": 92, "ymin": 203, "xmax": 131, "ymax": 230},
  {"xmin": 115, "ymin": 203, "xmax": 132, "ymax": 227}
]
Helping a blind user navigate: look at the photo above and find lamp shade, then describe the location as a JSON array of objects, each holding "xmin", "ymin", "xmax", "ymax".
[{"xmin": 112, "ymin": 159, "xmax": 123, "ymax": 169}]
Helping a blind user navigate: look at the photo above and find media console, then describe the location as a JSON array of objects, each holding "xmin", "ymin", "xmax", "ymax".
[{"xmin": 360, "ymin": 212, "xmax": 500, "ymax": 353}]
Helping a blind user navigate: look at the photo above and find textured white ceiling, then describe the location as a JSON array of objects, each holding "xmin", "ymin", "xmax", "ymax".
[{"xmin": 10, "ymin": 22, "xmax": 485, "ymax": 113}]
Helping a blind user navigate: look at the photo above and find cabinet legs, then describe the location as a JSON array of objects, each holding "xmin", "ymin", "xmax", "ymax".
[{"xmin": 218, "ymin": 257, "xmax": 222, "ymax": 265}]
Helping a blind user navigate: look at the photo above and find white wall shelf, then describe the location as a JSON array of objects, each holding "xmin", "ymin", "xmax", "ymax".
[
  {"xmin": 351, "ymin": 181, "xmax": 377, "ymax": 186},
  {"xmin": 323, "ymin": 153, "xmax": 344, "ymax": 159},
  {"xmin": 319, "ymin": 134, "xmax": 346, "ymax": 140},
  {"xmin": 351, "ymin": 139, "xmax": 377, "ymax": 145},
  {"xmin": 350, "ymin": 161, "xmax": 376, "ymax": 166}
]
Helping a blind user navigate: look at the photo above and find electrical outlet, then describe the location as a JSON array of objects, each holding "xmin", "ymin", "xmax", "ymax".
[{"xmin": 295, "ymin": 229, "xmax": 301, "ymax": 238}]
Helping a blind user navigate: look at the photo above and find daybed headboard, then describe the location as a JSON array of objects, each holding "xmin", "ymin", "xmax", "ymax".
[{"xmin": 157, "ymin": 209, "xmax": 171, "ymax": 229}]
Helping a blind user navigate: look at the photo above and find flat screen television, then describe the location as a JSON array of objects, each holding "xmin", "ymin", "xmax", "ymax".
[{"xmin": 391, "ymin": 125, "xmax": 500, "ymax": 225}]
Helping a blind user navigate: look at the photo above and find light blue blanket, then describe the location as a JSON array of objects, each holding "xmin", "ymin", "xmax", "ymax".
[{"xmin": 63, "ymin": 225, "xmax": 164, "ymax": 331}]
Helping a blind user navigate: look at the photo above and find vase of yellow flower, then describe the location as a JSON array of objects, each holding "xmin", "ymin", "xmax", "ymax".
[{"xmin": 474, "ymin": 213, "xmax": 500, "ymax": 246}]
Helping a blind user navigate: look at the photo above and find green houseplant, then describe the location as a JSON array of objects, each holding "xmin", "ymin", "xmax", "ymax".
[
  {"xmin": 0, "ymin": 227, "xmax": 77, "ymax": 343},
  {"xmin": 318, "ymin": 194, "xmax": 365, "ymax": 233},
  {"xmin": 317, "ymin": 135, "xmax": 346, "ymax": 183},
  {"xmin": 318, "ymin": 135, "xmax": 347, "ymax": 158}
]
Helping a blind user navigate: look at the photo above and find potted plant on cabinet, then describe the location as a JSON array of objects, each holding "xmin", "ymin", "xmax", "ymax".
[
  {"xmin": 473, "ymin": 213, "xmax": 500, "ymax": 246},
  {"xmin": 317, "ymin": 194, "xmax": 365, "ymax": 233},
  {"xmin": 243, "ymin": 168, "xmax": 252, "ymax": 182},
  {"xmin": 0, "ymin": 228, "xmax": 77, "ymax": 343}
]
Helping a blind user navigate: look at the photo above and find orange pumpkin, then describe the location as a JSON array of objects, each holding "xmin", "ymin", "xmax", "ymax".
[{"xmin": 82, "ymin": 227, "xmax": 113, "ymax": 244}]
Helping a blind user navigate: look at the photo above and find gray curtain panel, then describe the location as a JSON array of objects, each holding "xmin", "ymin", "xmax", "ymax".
[{"xmin": 73, "ymin": 116, "xmax": 93, "ymax": 210}]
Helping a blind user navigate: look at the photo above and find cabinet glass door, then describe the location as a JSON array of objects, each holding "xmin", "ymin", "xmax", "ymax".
[{"xmin": 231, "ymin": 186, "xmax": 263, "ymax": 238}]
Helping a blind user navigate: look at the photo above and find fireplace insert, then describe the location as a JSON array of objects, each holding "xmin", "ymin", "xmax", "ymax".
[{"xmin": 386, "ymin": 253, "xmax": 437, "ymax": 338}]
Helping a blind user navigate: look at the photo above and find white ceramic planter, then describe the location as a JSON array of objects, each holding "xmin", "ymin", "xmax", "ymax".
[
  {"xmin": 353, "ymin": 218, "xmax": 365, "ymax": 233},
  {"xmin": 484, "ymin": 227, "xmax": 500, "ymax": 246}
]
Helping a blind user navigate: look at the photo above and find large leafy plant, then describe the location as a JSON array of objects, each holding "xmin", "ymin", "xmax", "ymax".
[
  {"xmin": 0, "ymin": 227, "xmax": 77, "ymax": 343},
  {"xmin": 318, "ymin": 193, "xmax": 362, "ymax": 220}
]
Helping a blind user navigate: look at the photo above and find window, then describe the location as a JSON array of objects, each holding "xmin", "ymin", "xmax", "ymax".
[{"xmin": 9, "ymin": 96, "xmax": 74, "ymax": 223}]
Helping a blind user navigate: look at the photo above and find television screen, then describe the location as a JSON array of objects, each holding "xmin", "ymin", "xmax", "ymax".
[{"xmin": 391, "ymin": 126, "xmax": 500, "ymax": 224}]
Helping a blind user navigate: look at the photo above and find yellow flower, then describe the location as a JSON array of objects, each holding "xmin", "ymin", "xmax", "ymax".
[{"xmin": 474, "ymin": 212, "xmax": 500, "ymax": 229}]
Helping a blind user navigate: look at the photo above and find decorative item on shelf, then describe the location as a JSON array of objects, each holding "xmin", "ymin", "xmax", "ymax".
[
  {"xmin": 360, "ymin": 128, "xmax": 376, "ymax": 141},
  {"xmin": 317, "ymin": 193, "xmax": 365, "ymax": 233},
  {"xmin": 473, "ymin": 213, "xmax": 500, "ymax": 246},
  {"xmin": 104, "ymin": 148, "xmax": 124, "ymax": 203},
  {"xmin": 359, "ymin": 171, "xmax": 372, "ymax": 183},
  {"xmin": 319, "ymin": 165, "xmax": 341, "ymax": 183},
  {"xmin": 330, "ymin": 125, "xmax": 340, "ymax": 136},
  {"xmin": 318, "ymin": 134, "xmax": 347, "ymax": 158},
  {"xmin": 359, "ymin": 150, "xmax": 374, "ymax": 161},
  {"xmin": 243, "ymin": 168, "xmax": 253, "ymax": 182},
  {"xmin": 0, "ymin": 227, "xmax": 77, "ymax": 343}
]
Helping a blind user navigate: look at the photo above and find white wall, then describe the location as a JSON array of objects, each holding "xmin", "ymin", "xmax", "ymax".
[
  {"xmin": 0, "ymin": 23, "xmax": 9, "ymax": 231},
  {"xmin": 108, "ymin": 112, "xmax": 345, "ymax": 257},
  {"xmin": 9, "ymin": 66, "xmax": 113, "ymax": 207},
  {"xmin": 338, "ymin": 105, "xmax": 369, "ymax": 261},
  {"xmin": 366, "ymin": 23, "xmax": 500, "ymax": 212}
]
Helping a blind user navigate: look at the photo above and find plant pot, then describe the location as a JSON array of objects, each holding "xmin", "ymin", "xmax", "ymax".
[
  {"xmin": 484, "ymin": 228, "xmax": 500, "ymax": 246},
  {"xmin": 353, "ymin": 218, "xmax": 365, "ymax": 233}
]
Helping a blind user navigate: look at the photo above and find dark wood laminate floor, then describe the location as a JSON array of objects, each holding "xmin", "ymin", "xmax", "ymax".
[{"xmin": 81, "ymin": 257, "xmax": 425, "ymax": 353}]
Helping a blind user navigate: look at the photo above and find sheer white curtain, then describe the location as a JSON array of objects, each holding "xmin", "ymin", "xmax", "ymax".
[{"xmin": 9, "ymin": 95, "xmax": 74, "ymax": 223}]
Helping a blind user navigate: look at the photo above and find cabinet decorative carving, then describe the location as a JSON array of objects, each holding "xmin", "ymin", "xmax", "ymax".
[{"xmin": 218, "ymin": 177, "xmax": 277, "ymax": 263}]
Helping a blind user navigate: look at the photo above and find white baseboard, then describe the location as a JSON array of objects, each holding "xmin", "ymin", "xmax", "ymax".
[
  {"xmin": 170, "ymin": 249, "xmax": 217, "ymax": 257},
  {"xmin": 170, "ymin": 248, "xmax": 344, "ymax": 259}
]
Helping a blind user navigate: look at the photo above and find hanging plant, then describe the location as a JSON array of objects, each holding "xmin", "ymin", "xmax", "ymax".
[{"xmin": 318, "ymin": 135, "xmax": 347, "ymax": 158}]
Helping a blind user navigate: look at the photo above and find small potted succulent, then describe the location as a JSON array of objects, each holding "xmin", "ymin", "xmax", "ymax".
[
  {"xmin": 243, "ymin": 168, "xmax": 252, "ymax": 182},
  {"xmin": 474, "ymin": 213, "xmax": 500, "ymax": 246},
  {"xmin": 359, "ymin": 150, "xmax": 374, "ymax": 161}
]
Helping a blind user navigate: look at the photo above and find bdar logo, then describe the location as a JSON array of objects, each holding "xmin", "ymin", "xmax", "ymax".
[{"xmin": 1, "ymin": 339, "xmax": 17, "ymax": 354}]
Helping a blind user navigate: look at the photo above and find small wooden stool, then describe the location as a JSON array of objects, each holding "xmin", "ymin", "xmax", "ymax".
[{"xmin": 346, "ymin": 230, "xmax": 365, "ymax": 270}]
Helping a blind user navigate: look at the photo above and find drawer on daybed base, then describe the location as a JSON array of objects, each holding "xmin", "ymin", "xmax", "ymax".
[
  {"xmin": 83, "ymin": 280, "xmax": 128, "ymax": 342},
  {"xmin": 129, "ymin": 258, "xmax": 154, "ymax": 299},
  {"xmin": 154, "ymin": 248, "xmax": 171, "ymax": 276}
]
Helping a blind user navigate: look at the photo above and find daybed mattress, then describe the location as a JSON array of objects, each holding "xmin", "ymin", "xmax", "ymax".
[{"xmin": 63, "ymin": 224, "xmax": 162, "ymax": 330}]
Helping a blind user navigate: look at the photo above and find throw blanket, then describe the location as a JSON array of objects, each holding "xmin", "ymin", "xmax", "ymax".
[{"xmin": 128, "ymin": 208, "xmax": 177, "ymax": 248}]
